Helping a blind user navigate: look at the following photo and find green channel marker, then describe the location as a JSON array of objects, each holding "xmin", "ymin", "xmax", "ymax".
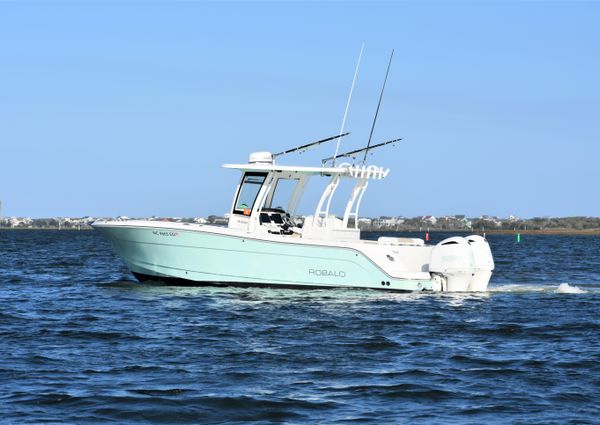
[{"xmin": 517, "ymin": 233, "xmax": 521, "ymax": 243}]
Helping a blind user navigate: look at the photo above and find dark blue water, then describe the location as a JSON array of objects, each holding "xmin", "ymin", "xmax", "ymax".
[{"xmin": 1, "ymin": 230, "xmax": 599, "ymax": 424}]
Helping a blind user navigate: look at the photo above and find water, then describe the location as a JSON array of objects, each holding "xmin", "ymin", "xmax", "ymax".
[{"xmin": 1, "ymin": 230, "xmax": 599, "ymax": 424}]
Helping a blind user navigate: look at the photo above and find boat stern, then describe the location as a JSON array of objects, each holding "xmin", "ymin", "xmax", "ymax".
[{"xmin": 429, "ymin": 235, "xmax": 494, "ymax": 292}]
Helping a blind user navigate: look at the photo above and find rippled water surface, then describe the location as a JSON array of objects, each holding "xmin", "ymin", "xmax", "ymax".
[{"xmin": 1, "ymin": 230, "xmax": 599, "ymax": 424}]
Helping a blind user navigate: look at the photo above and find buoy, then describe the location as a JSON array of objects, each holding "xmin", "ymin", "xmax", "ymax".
[
  {"xmin": 517, "ymin": 233, "xmax": 521, "ymax": 243},
  {"xmin": 426, "ymin": 231, "xmax": 430, "ymax": 242}
]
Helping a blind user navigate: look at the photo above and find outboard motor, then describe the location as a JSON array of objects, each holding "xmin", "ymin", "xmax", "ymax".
[
  {"xmin": 429, "ymin": 235, "xmax": 494, "ymax": 292},
  {"xmin": 465, "ymin": 235, "xmax": 494, "ymax": 292},
  {"xmin": 429, "ymin": 237, "xmax": 474, "ymax": 292}
]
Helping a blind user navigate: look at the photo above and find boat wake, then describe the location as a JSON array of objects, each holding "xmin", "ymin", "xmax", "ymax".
[{"xmin": 489, "ymin": 282, "xmax": 593, "ymax": 294}]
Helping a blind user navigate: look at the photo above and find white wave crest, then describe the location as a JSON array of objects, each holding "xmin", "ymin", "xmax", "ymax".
[
  {"xmin": 555, "ymin": 283, "xmax": 586, "ymax": 294},
  {"xmin": 488, "ymin": 283, "xmax": 592, "ymax": 294},
  {"xmin": 488, "ymin": 284, "xmax": 548, "ymax": 293}
]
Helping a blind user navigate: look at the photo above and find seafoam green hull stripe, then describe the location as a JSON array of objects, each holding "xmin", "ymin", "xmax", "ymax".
[{"xmin": 97, "ymin": 226, "xmax": 434, "ymax": 291}]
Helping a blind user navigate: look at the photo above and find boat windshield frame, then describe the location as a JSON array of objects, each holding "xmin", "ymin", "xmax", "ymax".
[{"xmin": 232, "ymin": 171, "xmax": 268, "ymax": 216}]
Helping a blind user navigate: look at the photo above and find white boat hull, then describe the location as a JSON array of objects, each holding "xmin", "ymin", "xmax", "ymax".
[{"xmin": 94, "ymin": 221, "xmax": 493, "ymax": 292}]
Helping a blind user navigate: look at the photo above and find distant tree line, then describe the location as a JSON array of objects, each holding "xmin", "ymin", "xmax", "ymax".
[
  {"xmin": 3, "ymin": 216, "xmax": 600, "ymax": 231},
  {"xmin": 359, "ymin": 216, "xmax": 600, "ymax": 232}
]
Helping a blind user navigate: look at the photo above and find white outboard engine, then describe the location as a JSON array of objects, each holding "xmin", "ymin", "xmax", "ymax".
[
  {"xmin": 429, "ymin": 235, "xmax": 494, "ymax": 292},
  {"xmin": 465, "ymin": 235, "xmax": 495, "ymax": 292}
]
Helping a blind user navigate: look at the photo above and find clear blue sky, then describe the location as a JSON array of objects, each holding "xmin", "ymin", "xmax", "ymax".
[{"xmin": 1, "ymin": 1, "xmax": 599, "ymax": 219}]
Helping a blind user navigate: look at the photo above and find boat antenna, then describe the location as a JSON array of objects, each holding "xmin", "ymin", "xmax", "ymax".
[
  {"xmin": 322, "ymin": 137, "xmax": 402, "ymax": 165},
  {"xmin": 273, "ymin": 132, "xmax": 350, "ymax": 158},
  {"xmin": 362, "ymin": 49, "xmax": 394, "ymax": 163},
  {"xmin": 332, "ymin": 43, "xmax": 364, "ymax": 167}
]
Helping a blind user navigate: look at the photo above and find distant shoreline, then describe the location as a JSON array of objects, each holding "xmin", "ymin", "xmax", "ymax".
[
  {"xmin": 4, "ymin": 215, "xmax": 600, "ymax": 234},
  {"xmin": 467, "ymin": 228, "xmax": 600, "ymax": 235},
  {"xmin": 363, "ymin": 228, "xmax": 600, "ymax": 236},
  {"xmin": 417, "ymin": 229, "xmax": 600, "ymax": 235},
  {"xmin": 2, "ymin": 226, "xmax": 600, "ymax": 235},
  {"xmin": 0, "ymin": 226, "xmax": 93, "ymax": 231}
]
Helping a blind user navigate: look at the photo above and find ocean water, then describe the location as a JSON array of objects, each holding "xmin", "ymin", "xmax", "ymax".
[{"xmin": 1, "ymin": 230, "xmax": 599, "ymax": 424}]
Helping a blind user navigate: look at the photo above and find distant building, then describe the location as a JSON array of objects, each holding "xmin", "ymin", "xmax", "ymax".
[
  {"xmin": 373, "ymin": 216, "xmax": 405, "ymax": 226},
  {"xmin": 6, "ymin": 217, "xmax": 33, "ymax": 227},
  {"xmin": 422, "ymin": 216, "xmax": 437, "ymax": 225}
]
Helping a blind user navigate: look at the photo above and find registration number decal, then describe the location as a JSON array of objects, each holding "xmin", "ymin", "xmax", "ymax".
[{"xmin": 152, "ymin": 230, "xmax": 179, "ymax": 237}]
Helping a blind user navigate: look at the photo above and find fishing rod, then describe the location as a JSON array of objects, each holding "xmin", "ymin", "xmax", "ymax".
[
  {"xmin": 332, "ymin": 43, "xmax": 365, "ymax": 167},
  {"xmin": 322, "ymin": 137, "xmax": 402, "ymax": 165},
  {"xmin": 273, "ymin": 132, "xmax": 350, "ymax": 158},
  {"xmin": 362, "ymin": 49, "xmax": 394, "ymax": 163}
]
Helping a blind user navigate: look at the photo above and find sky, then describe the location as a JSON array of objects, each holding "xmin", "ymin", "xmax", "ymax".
[{"xmin": 1, "ymin": 1, "xmax": 599, "ymax": 219}]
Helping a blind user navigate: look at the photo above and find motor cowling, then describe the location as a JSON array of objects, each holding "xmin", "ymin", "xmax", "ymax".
[
  {"xmin": 429, "ymin": 235, "xmax": 494, "ymax": 292},
  {"xmin": 429, "ymin": 237, "xmax": 474, "ymax": 291},
  {"xmin": 465, "ymin": 235, "xmax": 494, "ymax": 292}
]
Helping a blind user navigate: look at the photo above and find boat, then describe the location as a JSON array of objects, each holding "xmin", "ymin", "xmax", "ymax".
[
  {"xmin": 94, "ymin": 49, "xmax": 494, "ymax": 292},
  {"xmin": 93, "ymin": 142, "xmax": 494, "ymax": 292}
]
